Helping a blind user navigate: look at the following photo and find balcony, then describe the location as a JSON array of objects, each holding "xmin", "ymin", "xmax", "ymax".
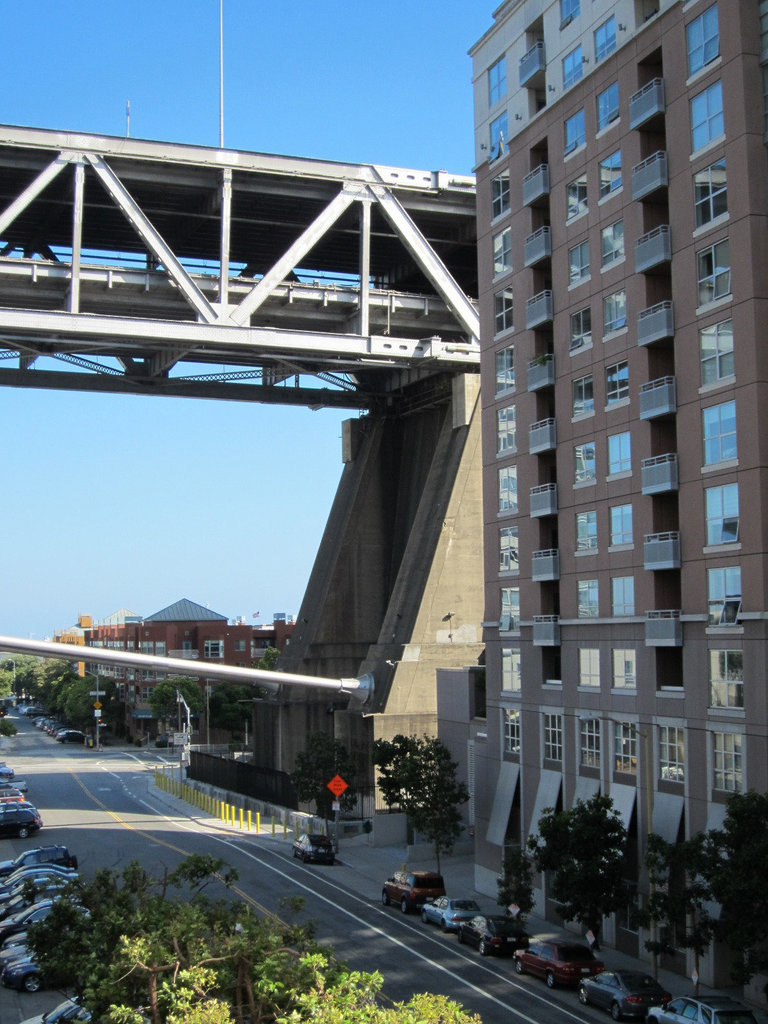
[
  {"xmin": 530, "ymin": 483, "xmax": 558, "ymax": 517},
  {"xmin": 638, "ymin": 301, "xmax": 674, "ymax": 346},
  {"xmin": 635, "ymin": 225, "xmax": 671, "ymax": 274},
  {"xmin": 640, "ymin": 376, "xmax": 677, "ymax": 420},
  {"xmin": 526, "ymin": 289, "xmax": 554, "ymax": 329},
  {"xmin": 524, "ymin": 225, "xmax": 552, "ymax": 267},
  {"xmin": 529, "ymin": 417, "xmax": 557, "ymax": 454},
  {"xmin": 644, "ymin": 532, "xmax": 681, "ymax": 570},
  {"xmin": 629, "ymin": 77, "xmax": 665, "ymax": 130},
  {"xmin": 522, "ymin": 163, "xmax": 550, "ymax": 207},
  {"xmin": 527, "ymin": 353, "xmax": 555, "ymax": 391},
  {"xmin": 532, "ymin": 549, "xmax": 560, "ymax": 581},
  {"xmin": 641, "ymin": 453, "xmax": 679, "ymax": 495},
  {"xmin": 533, "ymin": 615, "xmax": 561, "ymax": 646},
  {"xmin": 519, "ymin": 41, "xmax": 546, "ymax": 87},
  {"xmin": 632, "ymin": 150, "xmax": 668, "ymax": 200},
  {"xmin": 645, "ymin": 610, "xmax": 683, "ymax": 647}
]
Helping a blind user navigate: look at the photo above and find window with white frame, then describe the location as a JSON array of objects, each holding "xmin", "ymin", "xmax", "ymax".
[
  {"xmin": 497, "ymin": 404, "xmax": 516, "ymax": 454},
  {"xmin": 575, "ymin": 441, "xmax": 596, "ymax": 483},
  {"xmin": 565, "ymin": 108, "xmax": 586, "ymax": 154},
  {"xmin": 594, "ymin": 16, "xmax": 617, "ymax": 62},
  {"xmin": 606, "ymin": 360, "xmax": 629, "ymax": 404},
  {"xmin": 597, "ymin": 82, "xmax": 619, "ymax": 130},
  {"xmin": 603, "ymin": 290, "xmax": 627, "ymax": 332},
  {"xmin": 567, "ymin": 174, "xmax": 588, "ymax": 218},
  {"xmin": 612, "ymin": 576, "xmax": 635, "ymax": 616},
  {"xmin": 572, "ymin": 373, "xmax": 594, "ymax": 416},
  {"xmin": 560, "ymin": 0, "xmax": 580, "ymax": 25},
  {"xmin": 608, "ymin": 431, "xmax": 631, "ymax": 474},
  {"xmin": 498, "ymin": 464, "xmax": 518, "ymax": 513},
  {"xmin": 579, "ymin": 647, "xmax": 600, "ymax": 687},
  {"xmin": 709, "ymin": 649, "xmax": 743, "ymax": 708},
  {"xmin": 570, "ymin": 307, "xmax": 592, "ymax": 350},
  {"xmin": 694, "ymin": 159, "xmax": 727, "ymax": 227},
  {"xmin": 580, "ymin": 717, "xmax": 601, "ymax": 767},
  {"xmin": 504, "ymin": 707, "xmax": 521, "ymax": 754},
  {"xmin": 599, "ymin": 150, "xmax": 622, "ymax": 197},
  {"xmin": 610, "ymin": 503, "xmax": 633, "ymax": 545},
  {"xmin": 204, "ymin": 640, "xmax": 224, "ymax": 659},
  {"xmin": 697, "ymin": 238, "xmax": 730, "ymax": 305},
  {"xmin": 569, "ymin": 240, "xmax": 590, "ymax": 284},
  {"xmin": 613, "ymin": 721, "xmax": 637, "ymax": 774},
  {"xmin": 691, "ymin": 80, "xmax": 724, "ymax": 152},
  {"xmin": 488, "ymin": 56, "xmax": 507, "ymax": 106},
  {"xmin": 576, "ymin": 510, "xmax": 597, "ymax": 551},
  {"xmin": 659, "ymin": 726, "xmax": 685, "ymax": 783},
  {"xmin": 712, "ymin": 731, "xmax": 743, "ymax": 792},
  {"xmin": 155, "ymin": 641, "xmax": 166, "ymax": 656},
  {"xmin": 140, "ymin": 641, "xmax": 153, "ymax": 655},
  {"xmin": 495, "ymin": 288, "xmax": 514, "ymax": 334},
  {"xmin": 687, "ymin": 3, "xmax": 719, "ymax": 76},
  {"xmin": 612, "ymin": 648, "xmax": 636, "ymax": 688},
  {"xmin": 492, "ymin": 171, "xmax": 510, "ymax": 218},
  {"xmin": 563, "ymin": 45, "xmax": 583, "ymax": 89},
  {"xmin": 544, "ymin": 713, "xmax": 563, "ymax": 763},
  {"xmin": 705, "ymin": 483, "xmax": 739, "ymax": 544},
  {"xmin": 499, "ymin": 526, "xmax": 519, "ymax": 572},
  {"xmin": 578, "ymin": 578, "xmax": 599, "ymax": 617},
  {"xmin": 490, "ymin": 112, "xmax": 508, "ymax": 158},
  {"xmin": 703, "ymin": 400, "xmax": 737, "ymax": 464},
  {"xmin": 495, "ymin": 344, "xmax": 515, "ymax": 393},
  {"xmin": 601, "ymin": 220, "xmax": 624, "ymax": 267},
  {"xmin": 493, "ymin": 227, "xmax": 512, "ymax": 276},
  {"xmin": 708, "ymin": 566, "xmax": 741, "ymax": 625},
  {"xmin": 700, "ymin": 319, "xmax": 733, "ymax": 385},
  {"xmin": 500, "ymin": 586, "xmax": 520, "ymax": 631},
  {"xmin": 501, "ymin": 647, "xmax": 521, "ymax": 691}
]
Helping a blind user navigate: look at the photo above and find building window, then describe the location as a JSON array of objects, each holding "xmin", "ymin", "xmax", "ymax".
[
  {"xmin": 703, "ymin": 400, "xmax": 737, "ymax": 464},
  {"xmin": 594, "ymin": 16, "xmax": 617, "ymax": 62},
  {"xmin": 500, "ymin": 586, "xmax": 520, "ymax": 631},
  {"xmin": 497, "ymin": 405, "xmax": 516, "ymax": 453},
  {"xmin": 697, "ymin": 239, "xmax": 730, "ymax": 305},
  {"xmin": 610, "ymin": 503, "xmax": 633, "ymax": 546},
  {"xmin": 234, "ymin": 639, "xmax": 246, "ymax": 652},
  {"xmin": 499, "ymin": 526, "xmax": 519, "ymax": 572},
  {"xmin": 612, "ymin": 576, "xmax": 635, "ymax": 616},
  {"xmin": 597, "ymin": 82, "xmax": 619, "ymax": 130},
  {"xmin": 612, "ymin": 649, "xmax": 636, "ymax": 688},
  {"xmin": 580, "ymin": 717, "xmax": 601, "ymax": 767},
  {"xmin": 495, "ymin": 344, "xmax": 515, "ymax": 394},
  {"xmin": 565, "ymin": 108, "xmax": 586, "ymax": 154},
  {"xmin": 613, "ymin": 721, "xmax": 637, "ymax": 774},
  {"xmin": 700, "ymin": 319, "xmax": 733, "ymax": 384},
  {"xmin": 498, "ymin": 465, "xmax": 518, "ymax": 514},
  {"xmin": 712, "ymin": 731, "xmax": 743, "ymax": 793},
  {"xmin": 572, "ymin": 373, "xmax": 594, "ymax": 416},
  {"xmin": 687, "ymin": 3, "xmax": 719, "ymax": 76},
  {"xmin": 569, "ymin": 240, "xmax": 590, "ymax": 284},
  {"xmin": 578, "ymin": 579, "xmax": 599, "ymax": 617},
  {"xmin": 575, "ymin": 441, "xmax": 596, "ymax": 483},
  {"xmin": 601, "ymin": 220, "xmax": 624, "ymax": 267},
  {"xmin": 155, "ymin": 641, "xmax": 166, "ymax": 656},
  {"xmin": 599, "ymin": 150, "xmax": 622, "ymax": 197},
  {"xmin": 705, "ymin": 483, "xmax": 739, "ymax": 544},
  {"xmin": 694, "ymin": 159, "xmax": 727, "ymax": 227},
  {"xmin": 608, "ymin": 431, "xmax": 631, "ymax": 474},
  {"xmin": 567, "ymin": 174, "xmax": 588, "ymax": 218},
  {"xmin": 570, "ymin": 307, "xmax": 592, "ymax": 351},
  {"xmin": 710, "ymin": 649, "xmax": 743, "ymax": 708},
  {"xmin": 606, "ymin": 360, "xmax": 629, "ymax": 404},
  {"xmin": 204, "ymin": 640, "xmax": 224, "ymax": 659},
  {"xmin": 659, "ymin": 726, "xmax": 685, "ymax": 783},
  {"xmin": 544, "ymin": 713, "xmax": 563, "ymax": 763},
  {"xmin": 708, "ymin": 566, "xmax": 741, "ymax": 625},
  {"xmin": 490, "ymin": 111, "xmax": 508, "ymax": 159},
  {"xmin": 494, "ymin": 288, "xmax": 514, "ymax": 334},
  {"xmin": 501, "ymin": 647, "xmax": 521, "ymax": 691},
  {"xmin": 603, "ymin": 290, "xmax": 626, "ymax": 333},
  {"xmin": 493, "ymin": 227, "xmax": 512, "ymax": 275},
  {"xmin": 504, "ymin": 708, "xmax": 521, "ymax": 754},
  {"xmin": 561, "ymin": 0, "xmax": 580, "ymax": 25},
  {"xmin": 579, "ymin": 648, "xmax": 600, "ymax": 687},
  {"xmin": 492, "ymin": 171, "xmax": 510, "ymax": 218},
  {"xmin": 488, "ymin": 56, "xmax": 507, "ymax": 106},
  {"xmin": 691, "ymin": 80, "xmax": 724, "ymax": 152},
  {"xmin": 576, "ymin": 510, "xmax": 598, "ymax": 551},
  {"xmin": 140, "ymin": 641, "xmax": 153, "ymax": 655},
  {"xmin": 563, "ymin": 45, "xmax": 584, "ymax": 90}
]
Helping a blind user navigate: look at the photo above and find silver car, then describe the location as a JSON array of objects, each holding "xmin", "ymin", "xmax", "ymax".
[
  {"xmin": 647, "ymin": 996, "xmax": 757, "ymax": 1024},
  {"xmin": 420, "ymin": 896, "xmax": 481, "ymax": 931}
]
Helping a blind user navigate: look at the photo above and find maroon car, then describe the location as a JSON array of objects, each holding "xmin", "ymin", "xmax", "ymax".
[{"xmin": 514, "ymin": 940, "xmax": 604, "ymax": 987}]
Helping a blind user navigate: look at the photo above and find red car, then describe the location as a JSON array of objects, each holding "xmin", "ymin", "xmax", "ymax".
[{"xmin": 514, "ymin": 940, "xmax": 604, "ymax": 988}]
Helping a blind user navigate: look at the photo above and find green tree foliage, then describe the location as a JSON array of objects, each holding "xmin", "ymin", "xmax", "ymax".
[
  {"xmin": 496, "ymin": 847, "xmax": 534, "ymax": 922},
  {"xmin": 0, "ymin": 719, "xmax": 17, "ymax": 737},
  {"xmin": 528, "ymin": 794, "xmax": 630, "ymax": 947},
  {"xmin": 207, "ymin": 684, "xmax": 256, "ymax": 735},
  {"xmin": 372, "ymin": 734, "xmax": 469, "ymax": 873},
  {"xmin": 150, "ymin": 678, "xmax": 204, "ymax": 726},
  {"xmin": 290, "ymin": 732, "xmax": 358, "ymax": 822},
  {"xmin": 37, "ymin": 658, "xmax": 81, "ymax": 713},
  {"xmin": 0, "ymin": 654, "xmax": 39, "ymax": 701},
  {"xmin": 255, "ymin": 646, "xmax": 280, "ymax": 671}
]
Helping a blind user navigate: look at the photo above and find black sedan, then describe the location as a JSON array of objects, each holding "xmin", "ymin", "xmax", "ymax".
[
  {"xmin": 578, "ymin": 970, "xmax": 672, "ymax": 1020},
  {"xmin": 1, "ymin": 950, "xmax": 43, "ymax": 991},
  {"xmin": 292, "ymin": 833, "xmax": 335, "ymax": 865},
  {"xmin": 457, "ymin": 914, "xmax": 530, "ymax": 956},
  {"xmin": 55, "ymin": 730, "xmax": 85, "ymax": 744}
]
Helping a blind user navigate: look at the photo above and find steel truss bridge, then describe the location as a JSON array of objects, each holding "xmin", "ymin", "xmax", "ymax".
[{"xmin": 0, "ymin": 124, "xmax": 479, "ymax": 410}]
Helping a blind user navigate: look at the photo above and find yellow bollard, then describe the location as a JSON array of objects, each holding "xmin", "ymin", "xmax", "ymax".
[
  {"xmin": 247, "ymin": 810, "xmax": 251, "ymax": 832},
  {"xmin": 271, "ymin": 815, "xmax": 275, "ymax": 835},
  {"xmin": 239, "ymin": 808, "xmax": 244, "ymax": 830},
  {"xmin": 256, "ymin": 811, "xmax": 261, "ymax": 834}
]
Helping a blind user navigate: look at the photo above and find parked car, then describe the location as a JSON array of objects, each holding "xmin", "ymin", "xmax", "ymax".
[
  {"xmin": 513, "ymin": 940, "xmax": 604, "ymax": 987},
  {"xmin": 578, "ymin": 970, "xmax": 672, "ymax": 1020},
  {"xmin": 381, "ymin": 870, "xmax": 446, "ymax": 913},
  {"xmin": 55, "ymin": 730, "xmax": 85, "ymax": 744},
  {"xmin": 20, "ymin": 996, "xmax": 91, "ymax": 1024},
  {"xmin": 1, "ymin": 950, "xmax": 42, "ymax": 991},
  {"xmin": 292, "ymin": 833, "xmax": 335, "ymax": 864},
  {"xmin": 0, "ymin": 900, "xmax": 57, "ymax": 944},
  {"xmin": 0, "ymin": 866, "xmax": 78, "ymax": 900},
  {"xmin": 0, "ymin": 804, "xmax": 42, "ymax": 840},
  {"xmin": 0, "ymin": 764, "xmax": 15, "ymax": 781},
  {"xmin": 647, "ymin": 996, "xmax": 758, "ymax": 1024},
  {"xmin": 420, "ymin": 896, "xmax": 481, "ymax": 931},
  {"xmin": 0, "ymin": 779, "xmax": 28, "ymax": 794},
  {"xmin": 0, "ymin": 789, "xmax": 26, "ymax": 803},
  {"xmin": 457, "ymin": 914, "xmax": 530, "ymax": 955},
  {"xmin": 0, "ymin": 880, "xmax": 72, "ymax": 920},
  {"xmin": 0, "ymin": 846, "xmax": 78, "ymax": 879},
  {"xmin": 0, "ymin": 936, "xmax": 29, "ymax": 970}
]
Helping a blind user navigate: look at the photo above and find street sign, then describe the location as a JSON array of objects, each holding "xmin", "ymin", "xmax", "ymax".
[
  {"xmin": 327, "ymin": 774, "xmax": 348, "ymax": 797},
  {"xmin": 93, "ymin": 709, "xmax": 102, "ymax": 718},
  {"xmin": 93, "ymin": 701, "xmax": 102, "ymax": 709},
  {"xmin": 89, "ymin": 691, "xmax": 103, "ymax": 696}
]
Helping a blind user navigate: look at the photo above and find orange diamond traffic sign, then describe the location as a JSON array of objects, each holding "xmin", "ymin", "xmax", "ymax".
[{"xmin": 327, "ymin": 774, "xmax": 348, "ymax": 797}]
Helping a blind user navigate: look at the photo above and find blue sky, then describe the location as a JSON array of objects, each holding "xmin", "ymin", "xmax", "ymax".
[{"xmin": 0, "ymin": 1, "xmax": 489, "ymax": 640}]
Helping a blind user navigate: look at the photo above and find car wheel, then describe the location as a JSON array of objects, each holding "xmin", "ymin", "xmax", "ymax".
[
  {"xmin": 400, "ymin": 897, "xmax": 409, "ymax": 914},
  {"xmin": 610, "ymin": 1003, "xmax": 623, "ymax": 1021},
  {"xmin": 22, "ymin": 973, "xmax": 41, "ymax": 993},
  {"xmin": 545, "ymin": 971, "xmax": 556, "ymax": 989},
  {"xmin": 479, "ymin": 940, "xmax": 490, "ymax": 956},
  {"xmin": 381, "ymin": 890, "xmax": 390, "ymax": 906},
  {"xmin": 439, "ymin": 919, "xmax": 448, "ymax": 932},
  {"xmin": 421, "ymin": 910, "xmax": 429, "ymax": 923},
  {"xmin": 457, "ymin": 928, "xmax": 465, "ymax": 944},
  {"xmin": 293, "ymin": 848, "xmax": 299, "ymax": 858},
  {"xmin": 514, "ymin": 957, "xmax": 524, "ymax": 974},
  {"xmin": 577, "ymin": 986, "xmax": 589, "ymax": 1006},
  {"xmin": 17, "ymin": 826, "xmax": 30, "ymax": 839}
]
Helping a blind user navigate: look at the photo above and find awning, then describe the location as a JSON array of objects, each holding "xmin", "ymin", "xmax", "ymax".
[
  {"xmin": 572, "ymin": 774, "xmax": 600, "ymax": 806},
  {"xmin": 609, "ymin": 783, "xmax": 637, "ymax": 829},
  {"xmin": 652, "ymin": 791, "xmax": 684, "ymax": 843},
  {"xmin": 131, "ymin": 708, "xmax": 154, "ymax": 719},
  {"xmin": 528, "ymin": 768, "xmax": 562, "ymax": 837},
  {"xmin": 486, "ymin": 761, "xmax": 520, "ymax": 846}
]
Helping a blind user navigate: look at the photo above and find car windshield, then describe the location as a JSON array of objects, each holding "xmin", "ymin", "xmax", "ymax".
[
  {"xmin": 308, "ymin": 835, "xmax": 331, "ymax": 846},
  {"xmin": 490, "ymin": 918, "xmax": 525, "ymax": 936},
  {"xmin": 453, "ymin": 900, "xmax": 478, "ymax": 910},
  {"xmin": 716, "ymin": 1014, "xmax": 757, "ymax": 1024},
  {"xmin": 618, "ymin": 972, "xmax": 658, "ymax": 989},
  {"xmin": 561, "ymin": 946, "xmax": 594, "ymax": 961}
]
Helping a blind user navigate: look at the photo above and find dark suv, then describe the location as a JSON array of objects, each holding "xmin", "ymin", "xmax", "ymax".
[
  {"xmin": 382, "ymin": 870, "xmax": 446, "ymax": 913},
  {"xmin": 0, "ymin": 845, "xmax": 78, "ymax": 879},
  {"xmin": 0, "ymin": 803, "xmax": 42, "ymax": 840}
]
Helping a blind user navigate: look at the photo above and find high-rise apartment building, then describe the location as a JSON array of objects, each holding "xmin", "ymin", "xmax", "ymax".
[{"xmin": 470, "ymin": 0, "xmax": 767, "ymax": 980}]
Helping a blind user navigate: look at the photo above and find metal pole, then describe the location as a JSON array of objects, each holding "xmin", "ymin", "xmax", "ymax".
[{"xmin": 219, "ymin": 0, "xmax": 224, "ymax": 148}]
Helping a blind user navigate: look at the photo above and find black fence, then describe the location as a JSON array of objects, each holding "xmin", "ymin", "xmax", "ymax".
[{"xmin": 189, "ymin": 751, "xmax": 299, "ymax": 809}]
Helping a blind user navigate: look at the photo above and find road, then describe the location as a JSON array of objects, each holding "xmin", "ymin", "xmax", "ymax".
[{"xmin": 0, "ymin": 715, "xmax": 606, "ymax": 1024}]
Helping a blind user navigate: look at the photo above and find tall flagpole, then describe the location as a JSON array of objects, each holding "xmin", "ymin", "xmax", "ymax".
[{"xmin": 219, "ymin": 0, "xmax": 224, "ymax": 148}]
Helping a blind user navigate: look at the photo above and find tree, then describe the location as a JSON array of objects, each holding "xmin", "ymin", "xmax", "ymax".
[
  {"xmin": 528, "ymin": 794, "xmax": 630, "ymax": 948},
  {"xmin": 372, "ymin": 734, "xmax": 469, "ymax": 873},
  {"xmin": 207, "ymin": 684, "xmax": 255, "ymax": 735},
  {"xmin": 496, "ymin": 847, "xmax": 534, "ymax": 922},
  {"xmin": 291, "ymin": 732, "xmax": 358, "ymax": 823},
  {"xmin": 255, "ymin": 646, "xmax": 280, "ymax": 671},
  {"xmin": 0, "ymin": 719, "xmax": 17, "ymax": 737},
  {"xmin": 150, "ymin": 678, "xmax": 204, "ymax": 729}
]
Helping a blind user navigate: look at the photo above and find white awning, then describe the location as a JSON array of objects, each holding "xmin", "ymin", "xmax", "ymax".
[
  {"xmin": 609, "ymin": 783, "xmax": 637, "ymax": 829},
  {"xmin": 486, "ymin": 761, "xmax": 520, "ymax": 846},
  {"xmin": 528, "ymin": 768, "xmax": 562, "ymax": 837},
  {"xmin": 652, "ymin": 791, "xmax": 684, "ymax": 843},
  {"xmin": 572, "ymin": 774, "xmax": 600, "ymax": 806}
]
